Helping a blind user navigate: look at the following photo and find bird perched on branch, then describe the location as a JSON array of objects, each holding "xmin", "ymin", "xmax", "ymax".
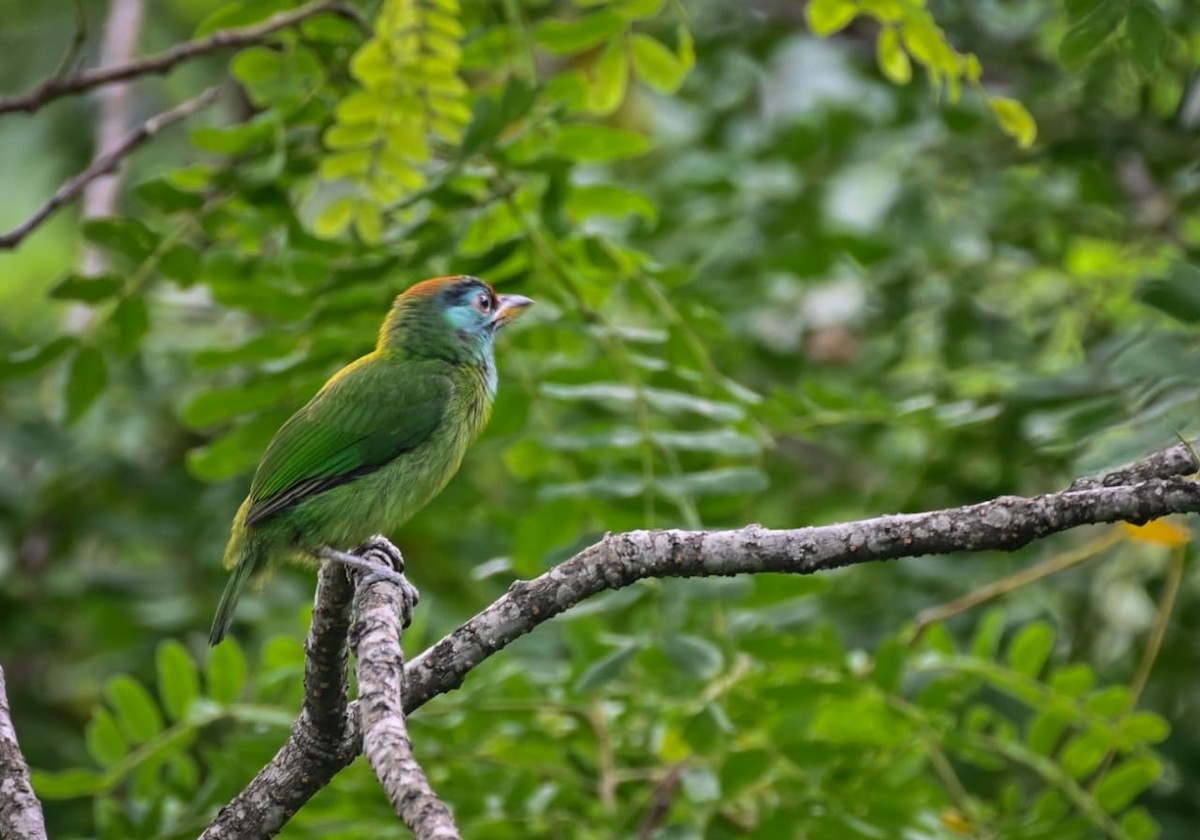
[{"xmin": 208, "ymin": 275, "xmax": 533, "ymax": 645}]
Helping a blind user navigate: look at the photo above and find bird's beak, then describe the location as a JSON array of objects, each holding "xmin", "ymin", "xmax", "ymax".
[{"xmin": 491, "ymin": 294, "xmax": 534, "ymax": 328}]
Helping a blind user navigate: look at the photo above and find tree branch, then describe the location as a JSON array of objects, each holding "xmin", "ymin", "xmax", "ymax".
[
  {"xmin": 207, "ymin": 443, "xmax": 1200, "ymax": 836},
  {"xmin": 0, "ymin": 86, "xmax": 219, "ymax": 251},
  {"xmin": 200, "ymin": 561, "xmax": 359, "ymax": 840},
  {"xmin": 0, "ymin": 664, "xmax": 47, "ymax": 840},
  {"xmin": 402, "ymin": 476, "xmax": 1200, "ymax": 711},
  {"xmin": 0, "ymin": 0, "xmax": 366, "ymax": 116},
  {"xmin": 352, "ymin": 565, "xmax": 462, "ymax": 839}
]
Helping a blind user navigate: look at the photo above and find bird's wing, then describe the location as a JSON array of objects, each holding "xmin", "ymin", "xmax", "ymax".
[{"xmin": 245, "ymin": 358, "xmax": 452, "ymax": 526}]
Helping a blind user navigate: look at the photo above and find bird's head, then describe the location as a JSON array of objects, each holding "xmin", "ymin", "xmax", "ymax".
[{"xmin": 379, "ymin": 275, "xmax": 534, "ymax": 364}]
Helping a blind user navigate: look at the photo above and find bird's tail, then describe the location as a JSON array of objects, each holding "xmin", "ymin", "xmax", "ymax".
[{"xmin": 209, "ymin": 503, "xmax": 265, "ymax": 646}]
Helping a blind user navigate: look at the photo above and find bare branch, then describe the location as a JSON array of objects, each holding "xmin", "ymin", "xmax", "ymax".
[
  {"xmin": 0, "ymin": 0, "xmax": 366, "ymax": 116},
  {"xmin": 201, "ymin": 443, "xmax": 1200, "ymax": 836},
  {"xmin": 0, "ymin": 86, "xmax": 219, "ymax": 251},
  {"xmin": 401, "ymin": 476, "xmax": 1200, "ymax": 712},
  {"xmin": 352, "ymin": 561, "xmax": 461, "ymax": 839},
  {"xmin": 200, "ymin": 562, "xmax": 359, "ymax": 840},
  {"xmin": 0, "ymin": 664, "xmax": 47, "ymax": 840}
]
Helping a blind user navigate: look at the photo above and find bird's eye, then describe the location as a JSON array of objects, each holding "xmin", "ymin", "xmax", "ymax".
[{"xmin": 475, "ymin": 291, "xmax": 493, "ymax": 314}]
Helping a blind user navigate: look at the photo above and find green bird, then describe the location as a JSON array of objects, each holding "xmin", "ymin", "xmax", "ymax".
[{"xmin": 208, "ymin": 275, "xmax": 533, "ymax": 645}]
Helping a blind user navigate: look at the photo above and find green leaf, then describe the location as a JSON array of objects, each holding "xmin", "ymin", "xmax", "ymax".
[
  {"xmin": 31, "ymin": 768, "xmax": 107, "ymax": 800},
  {"xmin": 187, "ymin": 410, "xmax": 292, "ymax": 481},
  {"xmin": 631, "ymin": 33, "xmax": 687, "ymax": 93},
  {"xmin": 195, "ymin": 0, "xmax": 291, "ymax": 36},
  {"xmin": 535, "ymin": 11, "xmax": 625, "ymax": 55},
  {"xmin": 104, "ymin": 675, "xmax": 164, "ymax": 744},
  {"xmin": 157, "ymin": 640, "xmax": 201, "ymax": 722},
  {"xmin": 191, "ymin": 115, "xmax": 277, "ymax": 154},
  {"xmin": 1061, "ymin": 726, "xmax": 1112, "ymax": 779},
  {"xmin": 553, "ymin": 124, "xmax": 650, "ymax": 161},
  {"xmin": 207, "ymin": 638, "xmax": 248, "ymax": 704},
  {"xmin": 160, "ymin": 243, "xmax": 201, "ymax": 284},
  {"xmin": 588, "ymin": 37, "xmax": 628, "ymax": 114},
  {"xmin": 875, "ymin": 27, "xmax": 912, "ymax": 84},
  {"xmin": 1026, "ymin": 706, "xmax": 1071, "ymax": 755},
  {"xmin": 575, "ymin": 643, "xmax": 639, "ymax": 692},
  {"xmin": 0, "ymin": 337, "xmax": 75, "ymax": 380},
  {"xmin": 1126, "ymin": 1, "xmax": 1167, "ymax": 76},
  {"xmin": 1136, "ymin": 264, "xmax": 1200, "ymax": 323},
  {"xmin": 566, "ymin": 183, "xmax": 657, "ymax": 225},
  {"xmin": 1119, "ymin": 806, "xmax": 1160, "ymax": 840},
  {"xmin": 1006, "ymin": 621, "xmax": 1054, "ymax": 677},
  {"xmin": 806, "ymin": 0, "xmax": 858, "ymax": 37},
  {"xmin": 1094, "ymin": 756, "xmax": 1163, "ymax": 812},
  {"xmin": 133, "ymin": 176, "xmax": 206, "ymax": 212},
  {"xmin": 314, "ymin": 195, "xmax": 357, "ymax": 239},
  {"xmin": 1121, "ymin": 711, "xmax": 1170, "ymax": 745},
  {"xmin": 541, "ymin": 382, "xmax": 744, "ymax": 421},
  {"xmin": 64, "ymin": 346, "xmax": 107, "ymax": 423},
  {"xmin": 82, "ymin": 217, "xmax": 159, "ymax": 262},
  {"xmin": 85, "ymin": 708, "xmax": 129, "ymax": 768},
  {"xmin": 990, "ymin": 97, "xmax": 1037, "ymax": 149},
  {"xmin": 662, "ymin": 633, "xmax": 724, "ymax": 680},
  {"xmin": 1050, "ymin": 663, "xmax": 1096, "ymax": 697},
  {"xmin": 1066, "ymin": 0, "xmax": 1105, "ymax": 21},
  {"xmin": 109, "ymin": 297, "xmax": 149, "ymax": 355},
  {"xmin": 613, "ymin": 0, "xmax": 664, "ymax": 20},
  {"xmin": 182, "ymin": 377, "xmax": 305, "ymax": 428},
  {"xmin": 658, "ymin": 468, "xmax": 769, "ymax": 499},
  {"xmin": 1087, "ymin": 685, "xmax": 1132, "ymax": 716},
  {"xmin": 969, "ymin": 608, "xmax": 1006, "ymax": 659},
  {"xmin": 49, "ymin": 274, "xmax": 122, "ymax": 303},
  {"xmin": 1058, "ymin": 0, "xmax": 1124, "ymax": 69},
  {"xmin": 231, "ymin": 45, "xmax": 322, "ymax": 110}
]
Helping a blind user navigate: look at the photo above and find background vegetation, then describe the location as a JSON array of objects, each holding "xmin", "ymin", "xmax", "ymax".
[{"xmin": 2, "ymin": 0, "xmax": 1200, "ymax": 837}]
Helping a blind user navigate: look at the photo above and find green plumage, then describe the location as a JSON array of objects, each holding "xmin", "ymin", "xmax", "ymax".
[{"xmin": 209, "ymin": 275, "xmax": 532, "ymax": 645}]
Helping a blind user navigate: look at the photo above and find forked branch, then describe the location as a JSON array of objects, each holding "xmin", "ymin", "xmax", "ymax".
[{"xmin": 0, "ymin": 0, "xmax": 366, "ymax": 116}]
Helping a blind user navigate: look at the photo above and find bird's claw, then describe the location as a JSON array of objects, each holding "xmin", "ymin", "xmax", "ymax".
[
  {"xmin": 316, "ymin": 539, "xmax": 420, "ymax": 627},
  {"xmin": 358, "ymin": 534, "xmax": 406, "ymax": 574},
  {"xmin": 355, "ymin": 536, "xmax": 420, "ymax": 628}
]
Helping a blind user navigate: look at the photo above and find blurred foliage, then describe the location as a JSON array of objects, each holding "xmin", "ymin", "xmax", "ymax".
[{"xmin": 2, "ymin": 0, "xmax": 1200, "ymax": 837}]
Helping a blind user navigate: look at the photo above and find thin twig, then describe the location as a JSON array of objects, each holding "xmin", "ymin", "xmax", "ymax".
[
  {"xmin": 908, "ymin": 528, "xmax": 1126, "ymax": 642},
  {"xmin": 0, "ymin": 664, "xmax": 47, "ymax": 840},
  {"xmin": 52, "ymin": 0, "xmax": 90, "ymax": 81},
  {"xmin": 0, "ymin": 0, "xmax": 367, "ymax": 116},
  {"xmin": 1089, "ymin": 545, "xmax": 1188, "ymax": 789},
  {"xmin": 352, "ymin": 557, "xmax": 461, "ymax": 839},
  {"xmin": 0, "ymin": 86, "xmax": 220, "ymax": 250}
]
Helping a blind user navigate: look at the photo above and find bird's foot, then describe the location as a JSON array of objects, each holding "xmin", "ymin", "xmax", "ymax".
[{"xmin": 317, "ymin": 538, "xmax": 419, "ymax": 627}]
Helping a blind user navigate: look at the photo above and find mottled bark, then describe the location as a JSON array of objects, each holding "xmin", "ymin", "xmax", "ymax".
[
  {"xmin": 0, "ymin": 665, "xmax": 46, "ymax": 840},
  {"xmin": 199, "ymin": 562, "xmax": 358, "ymax": 840},
  {"xmin": 353, "ymin": 563, "xmax": 461, "ymax": 839},
  {"xmin": 7, "ymin": 445, "xmax": 1192, "ymax": 839}
]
